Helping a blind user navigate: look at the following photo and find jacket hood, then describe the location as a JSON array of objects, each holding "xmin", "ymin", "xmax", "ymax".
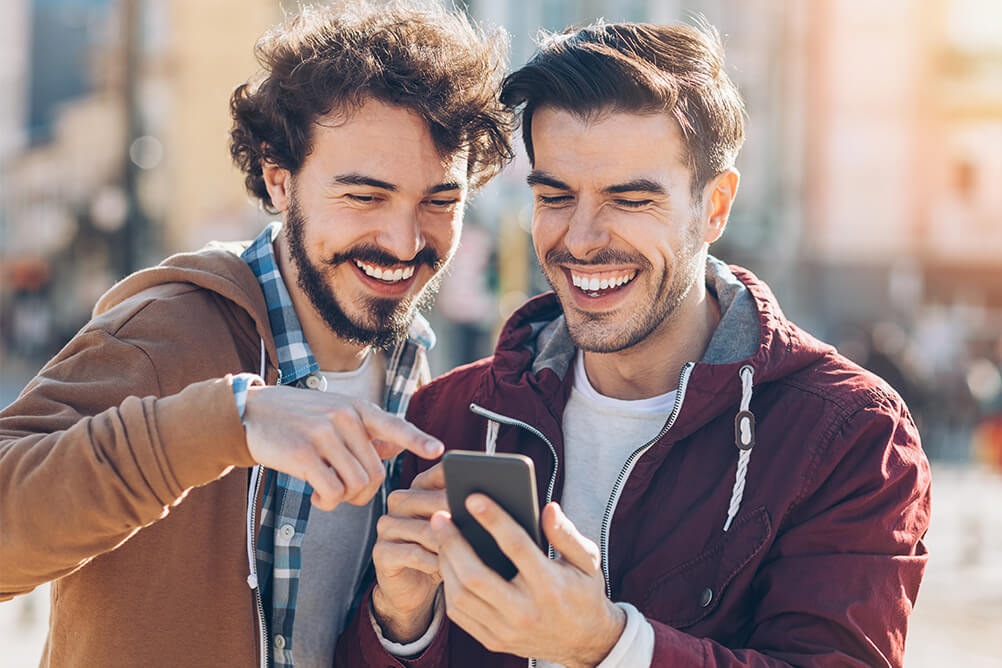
[
  {"xmin": 93, "ymin": 241, "xmax": 277, "ymax": 370},
  {"xmin": 485, "ymin": 256, "xmax": 836, "ymax": 442}
]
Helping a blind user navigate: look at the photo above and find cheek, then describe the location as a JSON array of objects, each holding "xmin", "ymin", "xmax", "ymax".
[{"xmin": 530, "ymin": 211, "xmax": 563, "ymax": 256}]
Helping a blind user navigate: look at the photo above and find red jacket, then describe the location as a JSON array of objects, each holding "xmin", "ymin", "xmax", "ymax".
[{"xmin": 339, "ymin": 263, "xmax": 930, "ymax": 667}]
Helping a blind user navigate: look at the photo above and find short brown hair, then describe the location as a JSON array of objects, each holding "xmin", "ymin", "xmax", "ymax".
[
  {"xmin": 500, "ymin": 21, "xmax": 745, "ymax": 197},
  {"xmin": 230, "ymin": 1, "xmax": 513, "ymax": 211}
]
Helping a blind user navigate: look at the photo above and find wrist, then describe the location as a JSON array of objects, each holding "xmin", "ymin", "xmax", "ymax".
[
  {"xmin": 372, "ymin": 584, "xmax": 436, "ymax": 644},
  {"xmin": 570, "ymin": 600, "xmax": 627, "ymax": 668}
]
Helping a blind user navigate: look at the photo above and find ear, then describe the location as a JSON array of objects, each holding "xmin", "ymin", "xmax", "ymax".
[
  {"xmin": 702, "ymin": 168, "xmax": 740, "ymax": 244},
  {"xmin": 262, "ymin": 158, "xmax": 292, "ymax": 212}
]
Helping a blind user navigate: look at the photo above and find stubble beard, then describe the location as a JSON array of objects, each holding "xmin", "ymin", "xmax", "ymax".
[
  {"xmin": 545, "ymin": 222, "xmax": 706, "ymax": 354},
  {"xmin": 284, "ymin": 192, "xmax": 446, "ymax": 350}
]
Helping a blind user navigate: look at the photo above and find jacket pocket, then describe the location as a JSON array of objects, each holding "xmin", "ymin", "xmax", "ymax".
[{"xmin": 641, "ymin": 506, "xmax": 771, "ymax": 628}]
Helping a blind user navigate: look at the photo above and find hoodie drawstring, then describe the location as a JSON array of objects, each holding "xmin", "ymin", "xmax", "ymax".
[
  {"xmin": 724, "ymin": 365, "xmax": 756, "ymax": 531},
  {"xmin": 485, "ymin": 419, "xmax": 499, "ymax": 454}
]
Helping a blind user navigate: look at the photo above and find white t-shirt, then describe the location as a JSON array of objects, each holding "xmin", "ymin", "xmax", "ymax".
[
  {"xmin": 293, "ymin": 350, "xmax": 387, "ymax": 668},
  {"xmin": 534, "ymin": 351, "xmax": 669, "ymax": 668}
]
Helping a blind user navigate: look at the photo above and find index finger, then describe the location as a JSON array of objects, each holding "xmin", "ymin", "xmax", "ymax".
[
  {"xmin": 354, "ymin": 402, "xmax": 444, "ymax": 460},
  {"xmin": 411, "ymin": 463, "xmax": 445, "ymax": 490}
]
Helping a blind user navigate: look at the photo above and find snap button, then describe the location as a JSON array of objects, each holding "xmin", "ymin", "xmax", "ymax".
[
  {"xmin": 699, "ymin": 587, "xmax": 713, "ymax": 608},
  {"xmin": 279, "ymin": 524, "xmax": 295, "ymax": 540},
  {"xmin": 274, "ymin": 634, "xmax": 286, "ymax": 649},
  {"xmin": 305, "ymin": 374, "xmax": 326, "ymax": 390}
]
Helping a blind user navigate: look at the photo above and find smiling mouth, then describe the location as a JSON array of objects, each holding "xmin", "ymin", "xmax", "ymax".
[
  {"xmin": 354, "ymin": 260, "xmax": 416, "ymax": 284},
  {"xmin": 569, "ymin": 269, "xmax": 637, "ymax": 297}
]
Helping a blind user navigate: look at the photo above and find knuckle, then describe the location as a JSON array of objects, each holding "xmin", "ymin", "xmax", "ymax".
[{"xmin": 386, "ymin": 489, "xmax": 407, "ymax": 513}]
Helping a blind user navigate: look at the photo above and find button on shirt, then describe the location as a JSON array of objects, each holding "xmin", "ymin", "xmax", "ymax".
[{"xmin": 239, "ymin": 223, "xmax": 434, "ymax": 667}]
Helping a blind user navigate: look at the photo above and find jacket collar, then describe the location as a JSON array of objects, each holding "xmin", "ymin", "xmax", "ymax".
[{"xmin": 474, "ymin": 257, "xmax": 834, "ymax": 442}]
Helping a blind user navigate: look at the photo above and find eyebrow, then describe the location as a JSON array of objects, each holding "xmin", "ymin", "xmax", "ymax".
[
  {"xmin": 334, "ymin": 173, "xmax": 397, "ymax": 191},
  {"xmin": 334, "ymin": 173, "xmax": 464, "ymax": 196},
  {"xmin": 527, "ymin": 171, "xmax": 666, "ymax": 196},
  {"xmin": 526, "ymin": 171, "xmax": 571, "ymax": 190},
  {"xmin": 603, "ymin": 179, "xmax": 666, "ymax": 196}
]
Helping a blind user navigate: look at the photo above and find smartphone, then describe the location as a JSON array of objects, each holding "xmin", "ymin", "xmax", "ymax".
[{"xmin": 442, "ymin": 450, "xmax": 543, "ymax": 580}]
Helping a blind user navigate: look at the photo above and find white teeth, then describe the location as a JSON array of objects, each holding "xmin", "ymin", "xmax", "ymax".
[
  {"xmin": 570, "ymin": 270, "xmax": 637, "ymax": 292},
  {"xmin": 355, "ymin": 260, "xmax": 413, "ymax": 283}
]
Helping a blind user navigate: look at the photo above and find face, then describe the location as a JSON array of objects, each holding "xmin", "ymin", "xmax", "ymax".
[
  {"xmin": 529, "ymin": 107, "xmax": 726, "ymax": 353},
  {"xmin": 267, "ymin": 99, "xmax": 469, "ymax": 349}
]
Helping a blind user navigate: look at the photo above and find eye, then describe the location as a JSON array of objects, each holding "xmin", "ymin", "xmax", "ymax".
[
  {"xmin": 537, "ymin": 194, "xmax": 573, "ymax": 206},
  {"xmin": 426, "ymin": 198, "xmax": 460, "ymax": 209},
  {"xmin": 614, "ymin": 199, "xmax": 653, "ymax": 209},
  {"xmin": 346, "ymin": 193, "xmax": 378, "ymax": 203}
]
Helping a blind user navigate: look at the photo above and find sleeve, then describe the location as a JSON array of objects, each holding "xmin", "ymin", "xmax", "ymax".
[
  {"xmin": 643, "ymin": 395, "xmax": 931, "ymax": 667},
  {"xmin": 0, "ymin": 328, "xmax": 257, "ymax": 600},
  {"xmin": 335, "ymin": 583, "xmax": 450, "ymax": 668},
  {"xmin": 596, "ymin": 602, "xmax": 655, "ymax": 668},
  {"xmin": 375, "ymin": 587, "xmax": 446, "ymax": 657}
]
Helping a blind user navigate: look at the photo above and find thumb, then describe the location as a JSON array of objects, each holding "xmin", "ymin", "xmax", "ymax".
[{"xmin": 542, "ymin": 502, "xmax": 600, "ymax": 574}]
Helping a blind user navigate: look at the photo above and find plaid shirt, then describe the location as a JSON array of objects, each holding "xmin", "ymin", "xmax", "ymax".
[{"xmin": 240, "ymin": 223, "xmax": 434, "ymax": 666}]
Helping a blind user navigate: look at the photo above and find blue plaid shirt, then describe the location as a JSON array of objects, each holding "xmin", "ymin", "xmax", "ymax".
[{"xmin": 238, "ymin": 223, "xmax": 435, "ymax": 666}]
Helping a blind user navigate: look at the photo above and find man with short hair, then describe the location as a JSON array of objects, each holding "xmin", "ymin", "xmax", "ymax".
[
  {"xmin": 341, "ymin": 20, "xmax": 930, "ymax": 668},
  {"xmin": 0, "ymin": 3, "xmax": 511, "ymax": 666}
]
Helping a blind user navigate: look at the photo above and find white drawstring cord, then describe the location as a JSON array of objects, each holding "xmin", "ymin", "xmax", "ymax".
[
  {"xmin": 724, "ymin": 365, "xmax": 755, "ymax": 532},
  {"xmin": 485, "ymin": 419, "xmax": 499, "ymax": 454}
]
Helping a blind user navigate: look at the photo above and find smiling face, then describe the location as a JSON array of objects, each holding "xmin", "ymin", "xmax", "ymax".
[
  {"xmin": 529, "ymin": 107, "xmax": 727, "ymax": 354},
  {"xmin": 265, "ymin": 98, "xmax": 468, "ymax": 349}
]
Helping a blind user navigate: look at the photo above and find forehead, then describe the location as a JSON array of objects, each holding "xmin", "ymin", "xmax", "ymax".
[
  {"xmin": 306, "ymin": 98, "xmax": 469, "ymax": 189},
  {"xmin": 529, "ymin": 106, "xmax": 690, "ymax": 188}
]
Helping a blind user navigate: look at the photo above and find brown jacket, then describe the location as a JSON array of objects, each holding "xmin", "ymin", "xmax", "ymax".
[{"xmin": 0, "ymin": 246, "xmax": 281, "ymax": 666}]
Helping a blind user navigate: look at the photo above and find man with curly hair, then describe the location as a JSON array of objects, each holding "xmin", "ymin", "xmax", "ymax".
[{"xmin": 0, "ymin": 2, "xmax": 511, "ymax": 666}]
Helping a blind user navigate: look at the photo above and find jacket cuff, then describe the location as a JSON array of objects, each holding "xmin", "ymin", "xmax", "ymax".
[
  {"xmin": 373, "ymin": 587, "xmax": 445, "ymax": 657},
  {"xmin": 596, "ymin": 602, "xmax": 655, "ymax": 668},
  {"xmin": 347, "ymin": 584, "xmax": 449, "ymax": 667},
  {"xmin": 152, "ymin": 376, "xmax": 257, "ymax": 500}
]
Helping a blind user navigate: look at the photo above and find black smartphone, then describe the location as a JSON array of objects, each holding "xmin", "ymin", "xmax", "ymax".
[{"xmin": 442, "ymin": 450, "xmax": 543, "ymax": 580}]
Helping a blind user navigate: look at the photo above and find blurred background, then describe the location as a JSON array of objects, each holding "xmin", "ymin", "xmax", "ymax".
[{"xmin": 1, "ymin": 0, "xmax": 1000, "ymax": 665}]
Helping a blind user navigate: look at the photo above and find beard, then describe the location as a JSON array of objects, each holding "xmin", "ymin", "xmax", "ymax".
[
  {"xmin": 542, "ymin": 221, "xmax": 706, "ymax": 354},
  {"xmin": 284, "ymin": 193, "xmax": 446, "ymax": 349}
]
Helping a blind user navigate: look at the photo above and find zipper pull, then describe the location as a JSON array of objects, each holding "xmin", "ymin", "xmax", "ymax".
[{"xmin": 247, "ymin": 573, "xmax": 258, "ymax": 590}]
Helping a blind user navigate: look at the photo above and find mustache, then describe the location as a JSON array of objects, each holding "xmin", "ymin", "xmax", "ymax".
[
  {"xmin": 545, "ymin": 248, "xmax": 650, "ymax": 269},
  {"xmin": 324, "ymin": 244, "xmax": 444, "ymax": 271}
]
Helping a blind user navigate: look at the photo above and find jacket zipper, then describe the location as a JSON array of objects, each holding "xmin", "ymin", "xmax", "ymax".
[
  {"xmin": 468, "ymin": 403, "xmax": 560, "ymax": 668},
  {"xmin": 598, "ymin": 362, "xmax": 695, "ymax": 598},
  {"xmin": 247, "ymin": 465, "xmax": 270, "ymax": 668}
]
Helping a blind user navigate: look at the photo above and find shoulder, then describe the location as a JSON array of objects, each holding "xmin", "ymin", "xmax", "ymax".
[
  {"xmin": 407, "ymin": 356, "xmax": 495, "ymax": 430},
  {"xmin": 777, "ymin": 351, "xmax": 925, "ymax": 507}
]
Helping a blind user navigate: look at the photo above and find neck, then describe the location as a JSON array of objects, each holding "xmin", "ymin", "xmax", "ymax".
[
  {"xmin": 581, "ymin": 277, "xmax": 720, "ymax": 400},
  {"xmin": 274, "ymin": 233, "xmax": 372, "ymax": 373}
]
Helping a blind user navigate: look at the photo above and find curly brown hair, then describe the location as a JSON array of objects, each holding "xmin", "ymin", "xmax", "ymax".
[{"xmin": 230, "ymin": 1, "xmax": 513, "ymax": 212}]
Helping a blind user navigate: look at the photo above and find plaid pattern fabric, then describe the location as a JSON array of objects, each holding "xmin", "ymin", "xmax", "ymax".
[{"xmin": 241, "ymin": 223, "xmax": 434, "ymax": 666}]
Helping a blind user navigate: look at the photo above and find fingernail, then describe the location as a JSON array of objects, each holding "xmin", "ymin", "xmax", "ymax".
[
  {"xmin": 431, "ymin": 513, "xmax": 449, "ymax": 530},
  {"xmin": 425, "ymin": 439, "xmax": 444, "ymax": 455},
  {"xmin": 467, "ymin": 495, "xmax": 486, "ymax": 514}
]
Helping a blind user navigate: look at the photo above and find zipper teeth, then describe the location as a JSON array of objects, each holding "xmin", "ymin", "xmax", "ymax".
[
  {"xmin": 468, "ymin": 403, "xmax": 560, "ymax": 511},
  {"xmin": 248, "ymin": 466, "xmax": 270, "ymax": 668},
  {"xmin": 598, "ymin": 362, "xmax": 695, "ymax": 598}
]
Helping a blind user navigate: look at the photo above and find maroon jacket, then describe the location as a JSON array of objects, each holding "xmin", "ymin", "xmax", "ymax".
[{"xmin": 339, "ymin": 262, "xmax": 930, "ymax": 667}]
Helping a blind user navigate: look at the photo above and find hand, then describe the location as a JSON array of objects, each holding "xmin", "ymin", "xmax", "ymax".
[
  {"xmin": 242, "ymin": 385, "xmax": 443, "ymax": 510},
  {"xmin": 371, "ymin": 464, "xmax": 448, "ymax": 643},
  {"xmin": 432, "ymin": 499, "xmax": 625, "ymax": 668}
]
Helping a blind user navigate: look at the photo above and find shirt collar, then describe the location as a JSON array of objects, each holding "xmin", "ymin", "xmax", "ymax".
[{"xmin": 241, "ymin": 222, "xmax": 434, "ymax": 385}]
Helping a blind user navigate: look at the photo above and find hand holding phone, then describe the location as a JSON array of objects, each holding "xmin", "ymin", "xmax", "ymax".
[{"xmin": 442, "ymin": 450, "xmax": 543, "ymax": 579}]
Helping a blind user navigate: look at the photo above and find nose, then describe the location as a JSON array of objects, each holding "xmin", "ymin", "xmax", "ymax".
[
  {"xmin": 563, "ymin": 202, "xmax": 611, "ymax": 261},
  {"xmin": 376, "ymin": 212, "xmax": 424, "ymax": 262}
]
